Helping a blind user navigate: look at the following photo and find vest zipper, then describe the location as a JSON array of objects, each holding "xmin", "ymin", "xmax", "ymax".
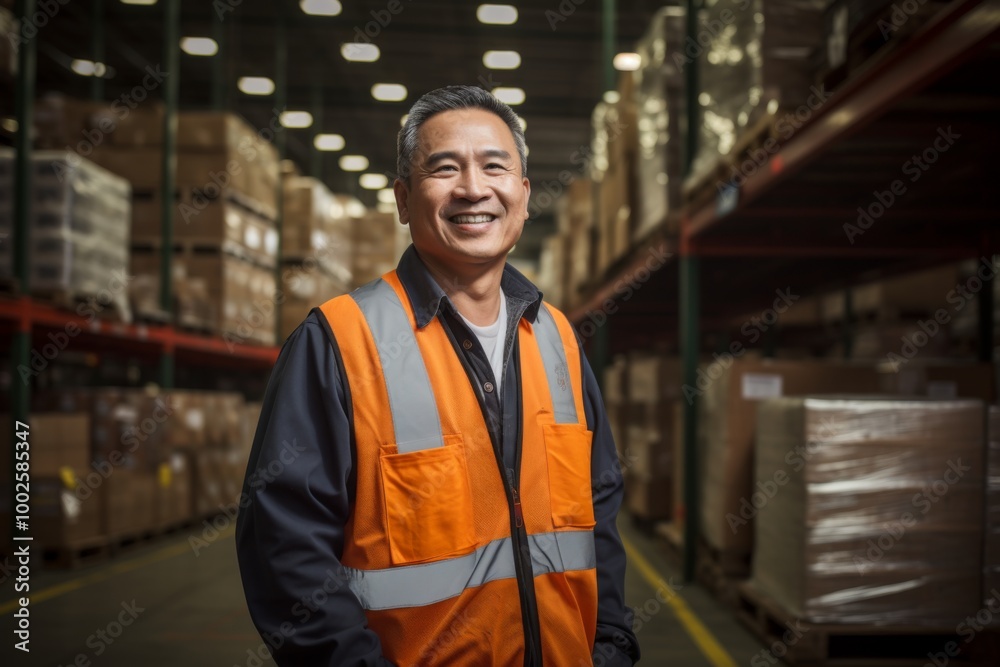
[{"xmin": 441, "ymin": 315, "xmax": 543, "ymax": 666}]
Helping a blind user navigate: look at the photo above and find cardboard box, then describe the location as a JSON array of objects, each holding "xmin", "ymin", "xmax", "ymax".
[
  {"xmin": 102, "ymin": 469, "xmax": 157, "ymax": 538},
  {"xmin": 0, "ymin": 413, "xmax": 91, "ymax": 478},
  {"xmin": 28, "ymin": 475, "xmax": 104, "ymax": 548},
  {"xmin": 698, "ymin": 360, "xmax": 882, "ymax": 556},
  {"xmin": 877, "ymin": 362, "xmax": 994, "ymax": 402},
  {"xmin": 153, "ymin": 452, "xmax": 193, "ymax": 529},
  {"xmin": 752, "ymin": 396, "xmax": 985, "ymax": 624}
]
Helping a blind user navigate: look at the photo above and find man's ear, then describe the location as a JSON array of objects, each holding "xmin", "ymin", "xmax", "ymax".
[
  {"xmin": 394, "ymin": 179, "xmax": 410, "ymax": 224},
  {"xmin": 522, "ymin": 177, "xmax": 531, "ymax": 220}
]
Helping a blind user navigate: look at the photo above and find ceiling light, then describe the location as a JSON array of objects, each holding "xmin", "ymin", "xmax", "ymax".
[
  {"xmin": 346, "ymin": 200, "xmax": 367, "ymax": 218},
  {"xmin": 279, "ymin": 111, "xmax": 313, "ymax": 128},
  {"xmin": 400, "ymin": 114, "xmax": 409, "ymax": 127},
  {"xmin": 180, "ymin": 37, "xmax": 218, "ymax": 56},
  {"xmin": 120, "ymin": 0, "xmax": 157, "ymax": 5},
  {"xmin": 300, "ymin": 0, "xmax": 342, "ymax": 16},
  {"xmin": 492, "ymin": 87, "xmax": 525, "ymax": 105},
  {"xmin": 483, "ymin": 50, "xmax": 521, "ymax": 70},
  {"xmin": 341, "ymin": 43, "xmax": 380, "ymax": 62},
  {"xmin": 339, "ymin": 155, "xmax": 369, "ymax": 172},
  {"xmin": 613, "ymin": 52, "xmax": 641, "ymax": 71},
  {"xmin": 603, "ymin": 90, "xmax": 620, "ymax": 104},
  {"xmin": 372, "ymin": 83, "xmax": 407, "ymax": 102},
  {"xmin": 360, "ymin": 173, "xmax": 389, "ymax": 190},
  {"xmin": 477, "ymin": 4, "xmax": 517, "ymax": 25},
  {"xmin": 71, "ymin": 59, "xmax": 106, "ymax": 77},
  {"xmin": 314, "ymin": 134, "xmax": 345, "ymax": 151},
  {"xmin": 1, "ymin": 118, "xmax": 17, "ymax": 132},
  {"xmin": 238, "ymin": 76, "xmax": 275, "ymax": 95},
  {"xmin": 517, "ymin": 116, "xmax": 526, "ymax": 132},
  {"xmin": 377, "ymin": 188, "xmax": 396, "ymax": 204}
]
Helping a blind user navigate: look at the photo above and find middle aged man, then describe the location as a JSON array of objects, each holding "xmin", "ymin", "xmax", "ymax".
[{"xmin": 237, "ymin": 84, "xmax": 639, "ymax": 666}]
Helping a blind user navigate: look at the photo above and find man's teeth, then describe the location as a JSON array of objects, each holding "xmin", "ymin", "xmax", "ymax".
[{"xmin": 451, "ymin": 214, "xmax": 495, "ymax": 224}]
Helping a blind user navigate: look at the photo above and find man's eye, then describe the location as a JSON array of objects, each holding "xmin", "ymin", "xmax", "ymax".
[
  {"xmin": 435, "ymin": 165, "xmax": 458, "ymax": 172},
  {"xmin": 486, "ymin": 163, "xmax": 505, "ymax": 170}
]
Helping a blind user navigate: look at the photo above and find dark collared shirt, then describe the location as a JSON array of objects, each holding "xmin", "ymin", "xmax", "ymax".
[{"xmin": 236, "ymin": 245, "xmax": 639, "ymax": 667}]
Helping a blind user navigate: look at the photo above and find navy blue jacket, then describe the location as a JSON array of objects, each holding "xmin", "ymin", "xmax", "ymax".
[{"xmin": 236, "ymin": 246, "xmax": 640, "ymax": 666}]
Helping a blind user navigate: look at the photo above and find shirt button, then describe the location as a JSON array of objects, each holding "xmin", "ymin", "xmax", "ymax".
[
  {"xmin": 484, "ymin": 382, "xmax": 494, "ymax": 393},
  {"xmin": 463, "ymin": 339, "xmax": 473, "ymax": 350}
]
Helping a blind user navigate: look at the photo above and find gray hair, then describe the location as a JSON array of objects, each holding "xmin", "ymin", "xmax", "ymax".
[{"xmin": 396, "ymin": 85, "xmax": 527, "ymax": 184}]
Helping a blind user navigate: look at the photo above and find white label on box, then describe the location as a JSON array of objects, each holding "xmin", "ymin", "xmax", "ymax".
[
  {"xmin": 926, "ymin": 381, "xmax": 958, "ymax": 399},
  {"xmin": 265, "ymin": 229, "xmax": 278, "ymax": 255},
  {"xmin": 245, "ymin": 225, "xmax": 262, "ymax": 249},
  {"xmin": 61, "ymin": 490, "xmax": 81, "ymax": 522},
  {"xmin": 741, "ymin": 373, "xmax": 783, "ymax": 400}
]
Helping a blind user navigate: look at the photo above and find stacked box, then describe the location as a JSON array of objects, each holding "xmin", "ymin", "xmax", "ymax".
[
  {"xmin": 0, "ymin": 6, "xmax": 15, "ymax": 78},
  {"xmin": 281, "ymin": 177, "xmax": 353, "ymax": 284},
  {"xmin": 102, "ymin": 469, "xmax": 157, "ymax": 539},
  {"xmin": 752, "ymin": 396, "xmax": 985, "ymax": 624},
  {"xmin": 129, "ymin": 248, "xmax": 276, "ymax": 345},
  {"xmin": 27, "ymin": 476, "xmax": 104, "ymax": 549},
  {"xmin": 558, "ymin": 179, "xmax": 594, "ymax": 307},
  {"xmin": 153, "ymin": 451, "xmax": 193, "ymax": 531},
  {"xmin": 877, "ymin": 362, "xmax": 995, "ymax": 402},
  {"xmin": 689, "ymin": 0, "xmax": 826, "ymax": 183},
  {"xmin": 633, "ymin": 7, "xmax": 685, "ymax": 240},
  {"xmin": 352, "ymin": 209, "xmax": 399, "ymax": 288},
  {"xmin": 0, "ymin": 413, "xmax": 91, "ymax": 477},
  {"xmin": 987, "ymin": 407, "xmax": 1000, "ymax": 610},
  {"xmin": 698, "ymin": 359, "xmax": 881, "ymax": 558},
  {"xmin": 625, "ymin": 355, "xmax": 681, "ymax": 521},
  {"xmin": 0, "ymin": 150, "xmax": 131, "ymax": 321},
  {"xmin": 537, "ymin": 234, "xmax": 570, "ymax": 309},
  {"xmin": 280, "ymin": 263, "xmax": 350, "ymax": 340},
  {"xmin": 592, "ymin": 73, "xmax": 637, "ymax": 273}
]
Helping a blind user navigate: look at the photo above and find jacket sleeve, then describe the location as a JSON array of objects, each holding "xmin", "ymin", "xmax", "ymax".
[
  {"xmin": 580, "ymin": 347, "xmax": 641, "ymax": 666},
  {"xmin": 235, "ymin": 311, "xmax": 395, "ymax": 667}
]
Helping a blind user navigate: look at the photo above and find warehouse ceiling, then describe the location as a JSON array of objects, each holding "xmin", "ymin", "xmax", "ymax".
[{"xmin": 25, "ymin": 0, "xmax": 678, "ymax": 261}]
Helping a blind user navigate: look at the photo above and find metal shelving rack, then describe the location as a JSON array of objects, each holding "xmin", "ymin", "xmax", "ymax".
[{"xmin": 570, "ymin": 0, "xmax": 1000, "ymax": 581}]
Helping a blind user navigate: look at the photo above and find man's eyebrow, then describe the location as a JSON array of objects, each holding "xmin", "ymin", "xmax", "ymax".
[{"xmin": 424, "ymin": 148, "xmax": 513, "ymax": 165}]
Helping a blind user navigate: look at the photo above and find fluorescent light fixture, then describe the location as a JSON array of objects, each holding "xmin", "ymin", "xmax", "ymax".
[
  {"xmin": 346, "ymin": 200, "xmax": 367, "ymax": 218},
  {"xmin": 180, "ymin": 37, "xmax": 218, "ymax": 56},
  {"xmin": 279, "ymin": 111, "xmax": 313, "ymax": 128},
  {"xmin": 360, "ymin": 173, "xmax": 389, "ymax": 190},
  {"xmin": 372, "ymin": 83, "xmax": 407, "ymax": 102},
  {"xmin": 341, "ymin": 43, "xmax": 380, "ymax": 62},
  {"xmin": 1, "ymin": 118, "xmax": 17, "ymax": 132},
  {"xmin": 663, "ymin": 6, "xmax": 685, "ymax": 16},
  {"xmin": 517, "ymin": 116, "xmax": 527, "ymax": 132},
  {"xmin": 339, "ymin": 155, "xmax": 369, "ymax": 172},
  {"xmin": 492, "ymin": 87, "xmax": 525, "ymax": 105},
  {"xmin": 120, "ymin": 0, "xmax": 157, "ymax": 5},
  {"xmin": 613, "ymin": 52, "xmax": 641, "ymax": 71},
  {"xmin": 400, "ymin": 114, "xmax": 409, "ymax": 127},
  {"xmin": 71, "ymin": 59, "xmax": 106, "ymax": 77},
  {"xmin": 238, "ymin": 76, "xmax": 275, "ymax": 95},
  {"xmin": 377, "ymin": 188, "xmax": 396, "ymax": 204},
  {"xmin": 477, "ymin": 4, "xmax": 517, "ymax": 25},
  {"xmin": 483, "ymin": 50, "xmax": 521, "ymax": 70},
  {"xmin": 603, "ymin": 90, "xmax": 620, "ymax": 104},
  {"xmin": 300, "ymin": 0, "xmax": 342, "ymax": 16},
  {"xmin": 314, "ymin": 134, "xmax": 345, "ymax": 151}
]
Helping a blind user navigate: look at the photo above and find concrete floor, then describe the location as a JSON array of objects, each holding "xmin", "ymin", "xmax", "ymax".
[{"xmin": 0, "ymin": 515, "xmax": 769, "ymax": 666}]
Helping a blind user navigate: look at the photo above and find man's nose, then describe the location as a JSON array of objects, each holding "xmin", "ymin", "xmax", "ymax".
[{"xmin": 454, "ymin": 168, "xmax": 490, "ymax": 201}]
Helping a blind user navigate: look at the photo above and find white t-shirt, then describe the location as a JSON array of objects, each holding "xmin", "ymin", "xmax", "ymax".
[{"xmin": 458, "ymin": 289, "xmax": 508, "ymax": 393}]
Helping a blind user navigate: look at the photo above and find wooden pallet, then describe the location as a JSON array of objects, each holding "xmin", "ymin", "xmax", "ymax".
[
  {"xmin": 735, "ymin": 581, "xmax": 1000, "ymax": 666},
  {"xmin": 32, "ymin": 286, "xmax": 130, "ymax": 323},
  {"xmin": 40, "ymin": 537, "xmax": 110, "ymax": 570},
  {"xmin": 696, "ymin": 540, "xmax": 749, "ymax": 606},
  {"xmin": 131, "ymin": 235, "xmax": 275, "ymax": 270}
]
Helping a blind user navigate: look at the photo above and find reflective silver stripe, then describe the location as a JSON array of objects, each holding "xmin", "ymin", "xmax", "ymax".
[
  {"xmin": 351, "ymin": 279, "xmax": 444, "ymax": 453},
  {"xmin": 534, "ymin": 304, "xmax": 578, "ymax": 424},
  {"xmin": 345, "ymin": 530, "xmax": 595, "ymax": 611}
]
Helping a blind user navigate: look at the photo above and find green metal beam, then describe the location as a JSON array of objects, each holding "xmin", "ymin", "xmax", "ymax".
[
  {"xmin": 210, "ymin": 3, "xmax": 226, "ymax": 111},
  {"xmin": 602, "ymin": 0, "xmax": 616, "ymax": 94},
  {"xmin": 679, "ymin": 255, "xmax": 700, "ymax": 583},
  {"xmin": 843, "ymin": 287, "xmax": 853, "ymax": 360},
  {"xmin": 159, "ymin": 0, "xmax": 180, "ymax": 388},
  {"xmin": 980, "ymin": 255, "xmax": 995, "ymax": 363},
  {"xmin": 12, "ymin": 0, "xmax": 37, "ymax": 546},
  {"xmin": 310, "ymin": 83, "xmax": 323, "ymax": 180},
  {"xmin": 89, "ymin": 0, "xmax": 105, "ymax": 101}
]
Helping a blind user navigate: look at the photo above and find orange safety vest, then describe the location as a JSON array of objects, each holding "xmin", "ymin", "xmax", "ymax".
[{"xmin": 318, "ymin": 270, "xmax": 598, "ymax": 666}]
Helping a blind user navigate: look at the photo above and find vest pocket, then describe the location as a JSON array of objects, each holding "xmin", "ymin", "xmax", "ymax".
[
  {"xmin": 542, "ymin": 423, "xmax": 597, "ymax": 529},
  {"xmin": 379, "ymin": 435, "xmax": 477, "ymax": 565}
]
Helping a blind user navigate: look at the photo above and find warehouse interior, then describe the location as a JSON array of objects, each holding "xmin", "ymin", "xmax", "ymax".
[{"xmin": 2, "ymin": 0, "xmax": 1000, "ymax": 665}]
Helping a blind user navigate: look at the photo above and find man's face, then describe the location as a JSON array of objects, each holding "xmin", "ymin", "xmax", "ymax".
[{"xmin": 395, "ymin": 108, "xmax": 530, "ymax": 270}]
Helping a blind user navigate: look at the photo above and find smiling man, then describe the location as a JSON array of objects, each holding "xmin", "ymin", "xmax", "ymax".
[{"xmin": 236, "ymin": 85, "xmax": 639, "ymax": 667}]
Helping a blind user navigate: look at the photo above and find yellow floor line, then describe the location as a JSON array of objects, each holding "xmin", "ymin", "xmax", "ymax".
[
  {"xmin": 0, "ymin": 526, "xmax": 235, "ymax": 615},
  {"xmin": 622, "ymin": 534, "xmax": 737, "ymax": 667}
]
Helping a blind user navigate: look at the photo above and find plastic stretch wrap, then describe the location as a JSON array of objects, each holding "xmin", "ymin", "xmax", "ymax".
[
  {"xmin": 691, "ymin": 0, "xmax": 826, "ymax": 182},
  {"xmin": 0, "ymin": 149, "xmax": 131, "ymax": 320},
  {"xmin": 633, "ymin": 8, "xmax": 685, "ymax": 238},
  {"xmin": 986, "ymin": 407, "xmax": 1000, "ymax": 608},
  {"xmin": 752, "ymin": 397, "xmax": 985, "ymax": 625}
]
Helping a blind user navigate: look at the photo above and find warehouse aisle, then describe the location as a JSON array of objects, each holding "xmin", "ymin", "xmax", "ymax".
[{"xmin": 1, "ymin": 514, "xmax": 768, "ymax": 666}]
